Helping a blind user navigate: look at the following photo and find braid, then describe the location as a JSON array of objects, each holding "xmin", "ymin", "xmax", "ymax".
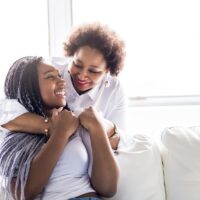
[
  {"xmin": 4, "ymin": 56, "xmax": 45, "ymax": 116},
  {"xmin": 1, "ymin": 57, "xmax": 48, "ymax": 199}
]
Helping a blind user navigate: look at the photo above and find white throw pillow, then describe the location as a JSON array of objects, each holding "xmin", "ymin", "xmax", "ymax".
[
  {"xmin": 161, "ymin": 126, "xmax": 200, "ymax": 200},
  {"xmin": 105, "ymin": 134, "xmax": 165, "ymax": 200}
]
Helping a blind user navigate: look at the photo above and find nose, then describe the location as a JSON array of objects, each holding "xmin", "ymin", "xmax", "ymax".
[
  {"xmin": 57, "ymin": 77, "xmax": 66, "ymax": 87},
  {"xmin": 78, "ymin": 70, "xmax": 88, "ymax": 80}
]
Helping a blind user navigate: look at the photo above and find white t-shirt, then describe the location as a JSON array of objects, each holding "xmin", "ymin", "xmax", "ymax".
[{"xmin": 35, "ymin": 129, "xmax": 95, "ymax": 200}]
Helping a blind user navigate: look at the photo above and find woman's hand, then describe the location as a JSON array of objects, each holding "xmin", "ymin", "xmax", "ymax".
[
  {"xmin": 101, "ymin": 118, "xmax": 120, "ymax": 150},
  {"xmin": 49, "ymin": 108, "xmax": 79, "ymax": 140}
]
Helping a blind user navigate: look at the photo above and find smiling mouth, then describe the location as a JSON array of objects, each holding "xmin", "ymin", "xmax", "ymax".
[
  {"xmin": 55, "ymin": 89, "xmax": 66, "ymax": 97},
  {"xmin": 77, "ymin": 82, "xmax": 87, "ymax": 86},
  {"xmin": 76, "ymin": 78, "xmax": 90, "ymax": 86}
]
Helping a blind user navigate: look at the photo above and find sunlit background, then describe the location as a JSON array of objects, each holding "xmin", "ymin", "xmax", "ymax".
[
  {"xmin": 73, "ymin": 0, "xmax": 200, "ymax": 97},
  {"xmin": 1, "ymin": 0, "xmax": 200, "ymax": 137}
]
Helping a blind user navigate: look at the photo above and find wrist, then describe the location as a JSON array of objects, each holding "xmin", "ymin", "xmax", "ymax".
[
  {"xmin": 48, "ymin": 132, "xmax": 70, "ymax": 145},
  {"xmin": 43, "ymin": 117, "xmax": 50, "ymax": 138},
  {"xmin": 87, "ymin": 123, "xmax": 106, "ymax": 136}
]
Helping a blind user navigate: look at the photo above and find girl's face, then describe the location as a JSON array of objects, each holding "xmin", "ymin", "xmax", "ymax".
[
  {"xmin": 69, "ymin": 46, "xmax": 108, "ymax": 94},
  {"xmin": 38, "ymin": 62, "xmax": 66, "ymax": 113}
]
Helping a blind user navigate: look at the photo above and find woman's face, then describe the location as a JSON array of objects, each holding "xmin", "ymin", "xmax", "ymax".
[
  {"xmin": 38, "ymin": 62, "xmax": 66, "ymax": 111},
  {"xmin": 69, "ymin": 46, "xmax": 108, "ymax": 94}
]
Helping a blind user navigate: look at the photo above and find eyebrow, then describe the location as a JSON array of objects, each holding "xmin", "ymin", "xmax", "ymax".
[
  {"xmin": 43, "ymin": 69, "xmax": 54, "ymax": 74},
  {"xmin": 75, "ymin": 59, "xmax": 83, "ymax": 64},
  {"xmin": 43, "ymin": 69, "xmax": 59, "ymax": 75}
]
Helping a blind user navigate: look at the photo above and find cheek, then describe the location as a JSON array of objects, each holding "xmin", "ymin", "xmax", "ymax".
[
  {"xmin": 40, "ymin": 85, "xmax": 52, "ymax": 103},
  {"xmin": 69, "ymin": 65, "xmax": 77, "ymax": 75},
  {"xmin": 91, "ymin": 73, "xmax": 106, "ymax": 84},
  {"xmin": 39, "ymin": 79, "xmax": 47, "ymax": 100}
]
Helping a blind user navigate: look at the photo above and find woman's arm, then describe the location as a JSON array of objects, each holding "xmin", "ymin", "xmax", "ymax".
[
  {"xmin": 24, "ymin": 109, "xmax": 79, "ymax": 200},
  {"xmin": 0, "ymin": 99, "xmax": 48, "ymax": 134},
  {"xmin": 101, "ymin": 118, "xmax": 120, "ymax": 150},
  {"xmin": 79, "ymin": 107, "xmax": 119, "ymax": 198},
  {"xmin": 3, "ymin": 112, "xmax": 49, "ymax": 134},
  {"xmin": 101, "ymin": 81, "xmax": 127, "ymax": 150}
]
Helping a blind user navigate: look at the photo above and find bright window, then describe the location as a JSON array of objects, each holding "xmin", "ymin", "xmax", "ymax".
[
  {"xmin": 72, "ymin": 0, "xmax": 200, "ymax": 98},
  {"xmin": 0, "ymin": 0, "xmax": 49, "ymax": 98}
]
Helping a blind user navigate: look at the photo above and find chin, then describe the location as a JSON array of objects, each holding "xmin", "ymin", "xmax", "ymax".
[
  {"xmin": 56, "ymin": 102, "xmax": 66, "ymax": 108},
  {"xmin": 77, "ymin": 87, "xmax": 93, "ymax": 94},
  {"xmin": 54, "ymin": 105, "xmax": 64, "ymax": 109},
  {"xmin": 75, "ymin": 83, "xmax": 94, "ymax": 93}
]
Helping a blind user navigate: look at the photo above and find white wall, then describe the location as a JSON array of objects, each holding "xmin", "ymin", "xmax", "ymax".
[{"xmin": 0, "ymin": 0, "xmax": 49, "ymax": 98}]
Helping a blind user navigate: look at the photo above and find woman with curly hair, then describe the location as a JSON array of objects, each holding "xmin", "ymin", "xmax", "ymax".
[
  {"xmin": 0, "ymin": 22, "xmax": 127, "ymax": 150},
  {"xmin": 0, "ymin": 56, "xmax": 119, "ymax": 200}
]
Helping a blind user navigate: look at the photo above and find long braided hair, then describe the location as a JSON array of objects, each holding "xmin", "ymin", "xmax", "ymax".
[
  {"xmin": 4, "ymin": 56, "xmax": 45, "ymax": 116},
  {"xmin": 0, "ymin": 56, "xmax": 47, "ymax": 199}
]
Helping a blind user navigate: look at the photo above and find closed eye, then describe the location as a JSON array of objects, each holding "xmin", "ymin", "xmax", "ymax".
[
  {"xmin": 45, "ymin": 73, "xmax": 62, "ymax": 79},
  {"xmin": 46, "ymin": 74, "xmax": 54, "ymax": 79},
  {"xmin": 73, "ymin": 61, "xmax": 102, "ymax": 74},
  {"xmin": 88, "ymin": 69, "xmax": 101, "ymax": 74}
]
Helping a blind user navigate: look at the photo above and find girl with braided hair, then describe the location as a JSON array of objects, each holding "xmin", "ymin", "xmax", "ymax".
[{"xmin": 0, "ymin": 56, "xmax": 119, "ymax": 200}]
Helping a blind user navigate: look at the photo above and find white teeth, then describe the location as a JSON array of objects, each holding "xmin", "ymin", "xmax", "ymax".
[{"xmin": 55, "ymin": 90, "xmax": 65, "ymax": 95}]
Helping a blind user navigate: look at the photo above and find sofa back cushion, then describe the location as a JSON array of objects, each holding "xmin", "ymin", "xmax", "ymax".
[
  {"xmin": 105, "ymin": 134, "xmax": 166, "ymax": 200},
  {"xmin": 161, "ymin": 126, "xmax": 200, "ymax": 200}
]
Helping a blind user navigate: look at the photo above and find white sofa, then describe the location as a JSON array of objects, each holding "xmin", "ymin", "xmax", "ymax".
[
  {"xmin": 105, "ymin": 126, "xmax": 200, "ymax": 200},
  {"xmin": 1, "ymin": 126, "xmax": 200, "ymax": 200}
]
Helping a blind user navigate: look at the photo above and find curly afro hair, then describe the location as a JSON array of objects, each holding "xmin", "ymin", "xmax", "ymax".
[{"xmin": 63, "ymin": 22, "xmax": 126, "ymax": 76}]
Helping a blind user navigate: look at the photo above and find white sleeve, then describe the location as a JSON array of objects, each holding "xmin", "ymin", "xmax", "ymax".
[
  {"xmin": 106, "ymin": 81, "xmax": 129, "ymax": 148},
  {"xmin": 108, "ymin": 83, "xmax": 127, "ymax": 130},
  {"xmin": 0, "ymin": 99, "xmax": 28, "ymax": 125}
]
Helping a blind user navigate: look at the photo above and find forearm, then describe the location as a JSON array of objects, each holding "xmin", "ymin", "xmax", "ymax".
[
  {"xmin": 90, "ymin": 127, "xmax": 119, "ymax": 197},
  {"xmin": 25, "ymin": 135, "xmax": 68, "ymax": 199},
  {"xmin": 2, "ymin": 113, "xmax": 48, "ymax": 134}
]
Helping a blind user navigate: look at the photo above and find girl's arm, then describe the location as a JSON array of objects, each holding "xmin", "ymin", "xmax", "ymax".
[
  {"xmin": 24, "ymin": 109, "xmax": 79, "ymax": 200},
  {"xmin": 79, "ymin": 107, "xmax": 119, "ymax": 198}
]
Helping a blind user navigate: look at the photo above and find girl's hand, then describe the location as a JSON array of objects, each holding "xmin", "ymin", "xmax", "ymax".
[
  {"xmin": 79, "ymin": 107, "xmax": 103, "ymax": 132},
  {"xmin": 79, "ymin": 107, "xmax": 120, "ymax": 150},
  {"xmin": 49, "ymin": 108, "xmax": 79, "ymax": 140}
]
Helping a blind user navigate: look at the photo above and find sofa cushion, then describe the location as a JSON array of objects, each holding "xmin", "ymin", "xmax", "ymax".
[
  {"xmin": 161, "ymin": 126, "xmax": 200, "ymax": 200},
  {"xmin": 105, "ymin": 134, "xmax": 165, "ymax": 200}
]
